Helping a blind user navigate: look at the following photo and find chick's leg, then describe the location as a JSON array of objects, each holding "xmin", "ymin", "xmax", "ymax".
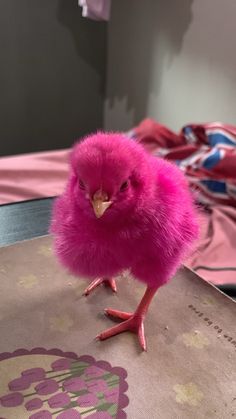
[
  {"xmin": 83, "ymin": 277, "xmax": 117, "ymax": 296},
  {"xmin": 97, "ymin": 286, "xmax": 158, "ymax": 351}
]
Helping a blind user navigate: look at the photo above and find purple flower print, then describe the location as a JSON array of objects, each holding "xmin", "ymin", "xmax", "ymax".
[
  {"xmin": 48, "ymin": 392, "xmax": 71, "ymax": 408},
  {"xmin": 29, "ymin": 410, "xmax": 52, "ymax": 419},
  {"xmin": 63, "ymin": 377, "xmax": 86, "ymax": 392},
  {"xmin": 22, "ymin": 367, "xmax": 45, "ymax": 383},
  {"xmin": 56, "ymin": 408, "xmax": 81, "ymax": 418},
  {"xmin": 35, "ymin": 379, "xmax": 59, "ymax": 395},
  {"xmin": 87, "ymin": 379, "xmax": 108, "ymax": 394},
  {"xmin": 25, "ymin": 397, "xmax": 43, "ymax": 411},
  {"xmin": 77, "ymin": 392, "xmax": 98, "ymax": 407},
  {"xmin": 103, "ymin": 387, "xmax": 119, "ymax": 404},
  {"xmin": 51, "ymin": 358, "xmax": 72, "ymax": 371},
  {"xmin": 1, "ymin": 392, "xmax": 24, "ymax": 407},
  {"xmin": 8, "ymin": 376, "xmax": 31, "ymax": 391},
  {"xmin": 86, "ymin": 413, "xmax": 112, "ymax": 419},
  {"xmin": 85, "ymin": 366, "xmax": 104, "ymax": 378}
]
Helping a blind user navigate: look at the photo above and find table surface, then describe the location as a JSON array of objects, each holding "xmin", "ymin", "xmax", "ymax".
[
  {"xmin": 1, "ymin": 234, "xmax": 235, "ymax": 419},
  {"xmin": 0, "ymin": 197, "xmax": 235, "ymax": 299}
]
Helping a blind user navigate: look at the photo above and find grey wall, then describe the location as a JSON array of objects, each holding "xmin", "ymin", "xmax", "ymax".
[
  {"xmin": 105, "ymin": 0, "xmax": 236, "ymax": 132},
  {"xmin": 0, "ymin": 0, "xmax": 106, "ymax": 156}
]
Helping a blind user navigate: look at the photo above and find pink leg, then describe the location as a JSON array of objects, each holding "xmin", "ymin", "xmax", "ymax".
[
  {"xmin": 97, "ymin": 286, "xmax": 158, "ymax": 351},
  {"xmin": 83, "ymin": 277, "xmax": 117, "ymax": 296}
]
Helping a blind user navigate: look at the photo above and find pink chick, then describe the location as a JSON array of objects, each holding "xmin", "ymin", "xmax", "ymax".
[{"xmin": 51, "ymin": 132, "xmax": 198, "ymax": 350}]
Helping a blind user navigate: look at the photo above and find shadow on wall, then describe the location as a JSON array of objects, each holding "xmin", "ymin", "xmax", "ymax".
[
  {"xmin": 105, "ymin": 0, "xmax": 193, "ymax": 130},
  {"xmin": 57, "ymin": 0, "xmax": 106, "ymax": 89}
]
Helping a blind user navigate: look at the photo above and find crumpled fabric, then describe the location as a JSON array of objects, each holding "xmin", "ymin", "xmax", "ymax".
[
  {"xmin": 78, "ymin": 0, "xmax": 111, "ymax": 21},
  {"xmin": 130, "ymin": 118, "xmax": 236, "ymax": 207}
]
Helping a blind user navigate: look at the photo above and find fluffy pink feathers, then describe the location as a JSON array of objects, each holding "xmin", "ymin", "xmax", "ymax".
[{"xmin": 51, "ymin": 132, "xmax": 198, "ymax": 288}]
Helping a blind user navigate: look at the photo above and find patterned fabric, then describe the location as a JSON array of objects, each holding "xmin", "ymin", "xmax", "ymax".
[{"xmin": 129, "ymin": 119, "xmax": 236, "ymax": 206}]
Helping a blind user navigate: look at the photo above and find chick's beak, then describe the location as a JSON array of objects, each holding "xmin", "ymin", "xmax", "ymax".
[{"xmin": 91, "ymin": 190, "xmax": 112, "ymax": 218}]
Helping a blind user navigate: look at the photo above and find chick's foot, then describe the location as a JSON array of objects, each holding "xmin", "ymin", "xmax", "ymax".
[
  {"xmin": 97, "ymin": 309, "xmax": 147, "ymax": 351},
  {"xmin": 96, "ymin": 286, "xmax": 158, "ymax": 351},
  {"xmin": 83, "ymin": 277, "xmax": 117, "ymax": 296}
]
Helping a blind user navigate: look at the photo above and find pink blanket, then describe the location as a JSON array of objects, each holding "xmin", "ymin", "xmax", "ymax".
[
  {"xmin": 0, "ymin": 149, "xmax": 69, "ymax": 205},
  {"xmin": 187, "ymin": 205, "xmax": 236, "ymax": 285}
]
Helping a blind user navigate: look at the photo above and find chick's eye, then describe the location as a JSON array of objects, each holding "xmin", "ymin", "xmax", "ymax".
[
  {"xmin": 120, "ymin": 180, "xmax": 129, "ymax": 192},
  {"xmin": 79, "ymin": 179, "xmax": 85, "ymax": 190}
]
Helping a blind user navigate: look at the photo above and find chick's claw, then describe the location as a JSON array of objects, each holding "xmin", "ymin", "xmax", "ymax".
[
  {"xmin": 83, "ymin": 277, "xmax": 117, "ymax": 296},
  {"xmin": 104, "ymin": 308, "xmax": 133, "ymax": 321},
  {"xmin": 97, "ymin": 311, "xmax": 147, "ymax": 351}
]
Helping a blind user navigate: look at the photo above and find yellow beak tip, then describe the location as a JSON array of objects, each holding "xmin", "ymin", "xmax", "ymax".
[{"xmin": 92, "ymin": 199, "xmax": 112, "ymax": 218}]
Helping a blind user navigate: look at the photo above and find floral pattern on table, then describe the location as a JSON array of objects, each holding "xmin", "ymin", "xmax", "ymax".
[{"xmin": 0, "ymin": 348, "xmax": 129, "ymax": 419}]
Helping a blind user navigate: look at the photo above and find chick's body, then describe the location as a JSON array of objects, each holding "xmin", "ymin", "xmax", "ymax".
[{"xmin": 51, "ymin": 133, "xmax": 198, "ymax": 349}]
